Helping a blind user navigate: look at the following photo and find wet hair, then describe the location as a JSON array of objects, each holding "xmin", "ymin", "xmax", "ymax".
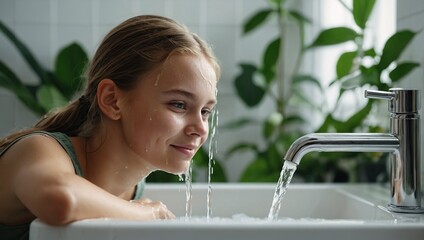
[{"xmin": 0, "ymin": 15, "xmax": 220, "ymax": 147}]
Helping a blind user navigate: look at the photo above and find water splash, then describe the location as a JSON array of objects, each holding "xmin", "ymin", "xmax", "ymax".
[
  {"xmin": 268, "ymin": 161, "xmax": 297, "ymax": 221},
  {"xmin": 184, "ymin": 162, "xmax": 193, "ymax": 219},
  {"xmin": 178, "ymin": 174, "xmax": 184, "ymax": 182},
  {"xmin": 207, "ymin": 107, "xmax": 219, "ymax": 220}
]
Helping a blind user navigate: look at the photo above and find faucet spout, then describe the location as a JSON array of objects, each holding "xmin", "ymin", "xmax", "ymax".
[
  {"xmin": 282, "ymin": 88, "xmax": 423, "ymax": 213},
  {"xmin": 284, "ymin": 133, "xmax": 399, "ymax": 165}
]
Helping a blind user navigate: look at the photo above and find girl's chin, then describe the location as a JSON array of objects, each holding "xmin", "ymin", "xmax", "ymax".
[{"xmin": 162, "ymin": 162, "xmax": 191, "ymax": 175}]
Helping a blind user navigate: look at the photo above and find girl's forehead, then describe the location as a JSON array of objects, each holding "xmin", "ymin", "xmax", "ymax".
[{"xmin": 155, "ymin": 53, "xmax": 217, "ymax": 89}]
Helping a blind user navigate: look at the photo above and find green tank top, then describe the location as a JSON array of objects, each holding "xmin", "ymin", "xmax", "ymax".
[{"xmin": 0, "ymin": 131, "xmax": 145, "ymax": 240}]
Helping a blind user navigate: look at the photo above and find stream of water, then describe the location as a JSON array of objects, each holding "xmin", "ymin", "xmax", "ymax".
[
  {"xmin": 184, "ymin": 162, "xmax": 193, "ymax": 219},
  {"xmin": 206, "ymin": 108, "xmax": 219, "ymax": 220},
  {"xmin": 268, "ymin": 161, "xmax": 297, "ymax": 221},
  {"xmin": 182, "ymin": 104, "xmax": 297, "ymax": 221}
]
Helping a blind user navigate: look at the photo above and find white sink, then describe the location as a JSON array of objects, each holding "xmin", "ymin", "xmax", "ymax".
[{"xmin": 30, "ymin": 184, "xmax": 424, "ymax": 240}]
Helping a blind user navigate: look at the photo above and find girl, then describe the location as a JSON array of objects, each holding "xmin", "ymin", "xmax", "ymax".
[{"xmin": 0, "ymin": 15, "xmax": 220, "ymax": 240}]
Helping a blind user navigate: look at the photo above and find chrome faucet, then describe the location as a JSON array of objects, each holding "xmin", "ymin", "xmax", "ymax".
[{"xmin": 284, "ymin": 88, "xmax": 423, "ymax": 213}]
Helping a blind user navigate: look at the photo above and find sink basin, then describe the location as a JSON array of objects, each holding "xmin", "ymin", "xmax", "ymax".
[
  {"xmin": 30, "ymin": 184, "xmax": 424, "ymax": 240},
  {"xmin": 143, "ymin": 184, "xmax": 394, "ymax": 220}
]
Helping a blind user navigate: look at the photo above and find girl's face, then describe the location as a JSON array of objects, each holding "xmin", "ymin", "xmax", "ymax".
[{"xmin": 118, "ymin": 53, "xmax": 217, "ymax": 174}]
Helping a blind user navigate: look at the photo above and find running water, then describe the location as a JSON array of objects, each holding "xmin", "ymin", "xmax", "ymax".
[
  {"xmin": 184, "ymin": 162, "xmax": 193, "ymax": 219},
  {"xmin": 207, "ymin": 108, "xmax": 219, "ymax": 220},
  {"xmin": 268, "ymin": 161, "xmax": 297, "ymax": 221}
]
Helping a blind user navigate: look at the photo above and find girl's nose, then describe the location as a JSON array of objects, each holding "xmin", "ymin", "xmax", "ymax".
[{"xmin": 185, "ymin": 114, "xmax": 208, "ymax": 137}]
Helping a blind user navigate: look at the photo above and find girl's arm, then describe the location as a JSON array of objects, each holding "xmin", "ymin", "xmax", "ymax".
[{"xmin": 10, "ymin": 135, "xmax": 174, "ymax": 225}]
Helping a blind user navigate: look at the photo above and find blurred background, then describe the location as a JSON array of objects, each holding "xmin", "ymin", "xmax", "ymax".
[{"xmin": 0, "ymin": 0, "xmax": 423, "ymax": 183}]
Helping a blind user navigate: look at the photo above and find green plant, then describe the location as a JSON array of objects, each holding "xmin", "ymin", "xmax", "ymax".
[
  {"xmin": 225, "ymin": 0, "xmax": 420, "ymax": 182},
  {"xmin": 0, "ymin": 20, "xmax": 88, "ymax": 115},
  {"xmin": 297, "ymin": 0, "xmax": 420, "ymax": 182},
  {"xmin": 225, "ymin": 0, "xmax": 321, "ymax": 182}
]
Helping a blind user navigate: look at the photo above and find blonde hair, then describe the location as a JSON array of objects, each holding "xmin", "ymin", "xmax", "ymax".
[{"xmin": 0, "ymin": 15, "xmax": 220, "ymax": 147}]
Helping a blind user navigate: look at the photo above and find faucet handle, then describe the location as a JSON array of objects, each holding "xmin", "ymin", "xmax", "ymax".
[
  {"xmin": 364, "ymin": 89, "xmax": 396, "ymax": 100},
  {"xmin": 365, "ymin": 88, "xmax": 420, "ymax": 113}
]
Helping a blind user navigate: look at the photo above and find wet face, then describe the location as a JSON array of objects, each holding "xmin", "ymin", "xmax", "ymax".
[{"xmin": 118, "ymin": 53, "xmax": 217, "ymax": 174}]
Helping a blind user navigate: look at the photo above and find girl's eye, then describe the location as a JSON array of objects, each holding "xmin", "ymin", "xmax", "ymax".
[
  {"xmin": 201, "ymin": 108, "xmax": 212, "ymax": 118},
  {"xmin": 170, "ymin": 101, "xmax": 186, "ymax": 110}
]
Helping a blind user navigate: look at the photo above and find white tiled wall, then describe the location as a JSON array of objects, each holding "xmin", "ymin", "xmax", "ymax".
[{"xmin": 0, "ymin": 0, "xmax": 423, "ymax": 181}]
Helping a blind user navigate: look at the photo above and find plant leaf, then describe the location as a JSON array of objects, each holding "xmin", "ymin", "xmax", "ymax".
[
  {"xmin": 262, "ymin": 37, "xmax": 280, "ymax": 75},
  {"xmin": 225, "ymin": 143, "xmax": 258, "ymax": 159},
  {"xmin": 55, "ymin": 42, "xmax": 88, "ymax": 99},
  {"xmin": 353, "ymin": 0, "xmax": 376, "ymax": 29},
  {"xmin": 145, "ymin": 171, "xmax": 181, "ymax": 183},
  {"xmin": 0, "ymin": 60, "xmax": 45, "ymax": 114},
  {"xmin": 341, "ymin": 100, "xmax": 373, "ymax": 132},
  {"xmin": 389, "ymin": 62, "xmax": 420, "ymax": 83},
  {"xmin": 282, "ymin": 115, "xmax": 306, "ymax": 125},
  {"xmin": 0, "ymin": 60, "xmax": 23, "ymax": 91},
  {"xmin": 240, "ymin": 157, "xmax": 278, "ymax": 182},
  {"xmin": 0, "ymin": 20, "xmax": 49, "ymax": 84},
  {"xmin": 336, "ymin": 51, "xmax": 356, "ymax": 79},
  {"xmin": 377, "ymin": 30, "xmax": 417, "ymax": 71},
  {"xmin": 220, "ymin": 117, "xmax": 257, "ymax": 129},
  {"xmin": 36, "ymin": 84, "xmax": 68, "ymax": 111},
  {"xmin": 263, "ymin": 112, "xmax": 283, "ymax": 140},
  {"xmin": 261, "ymin": 37, "xmax": 280, "ymax": 84},
  {"xmin": 364, "ymin": 48, "xmax": 376, "ymax": 58},
  {"xmin": 359, "ymin": 65, "xmax": 380, "ymax": 86},
  {"xmin": 234, "ymin": 63, "xmax": 265, "ymax": 107},
  {"xmin": 193, "ymin": 147, "xmax": 209, "ymax": 167},
  {"xmin": 243, "ymin": 9, "xmax": 274, "ymax": 34},
  {"xmin": 307, "ymin": 27, "xmax": 358, "ymax": 48},
  {"xmin": 288, "ymin": 9, "xmax": 312, "ymax": 24},
  {"xmin": 210, "ymin": 160, "xmax": 227, "ymax": 182}
]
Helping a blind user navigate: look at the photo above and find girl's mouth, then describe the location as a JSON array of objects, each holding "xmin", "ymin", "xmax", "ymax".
[{"xmin": 170, "ymin": 144, "xmax": 196, "ymax": 157}]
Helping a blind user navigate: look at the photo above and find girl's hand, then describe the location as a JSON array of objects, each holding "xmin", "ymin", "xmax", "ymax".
[{"xmin": 130, "ymin": 198, "xmax": 176, "ymax": 220}]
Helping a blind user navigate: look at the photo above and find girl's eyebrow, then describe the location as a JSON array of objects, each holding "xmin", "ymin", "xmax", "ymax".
[{"xmin": 162, "ymin": 89, "xmax": 217, "ymax": 105}]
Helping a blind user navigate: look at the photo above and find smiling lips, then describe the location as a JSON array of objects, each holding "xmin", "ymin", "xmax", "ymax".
[{"xmin": 171, "ymin": 144, "xmax": 197, "ymax": 156}]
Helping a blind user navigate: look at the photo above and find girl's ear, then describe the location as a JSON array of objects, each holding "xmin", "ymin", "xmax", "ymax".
[{"xmin": 97, "ymin": 79, "xmax": 122, "ymax": 120}]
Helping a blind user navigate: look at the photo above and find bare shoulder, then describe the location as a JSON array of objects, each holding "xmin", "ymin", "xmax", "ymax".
[{"xmin": 0, "ymin": 133, "xmax": 75, "ymax": 173}]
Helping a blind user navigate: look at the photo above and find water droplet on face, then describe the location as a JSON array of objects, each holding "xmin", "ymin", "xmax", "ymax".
[{"xmin": 154, "ymin": 73, "xmax": 161, "ymax": 86}]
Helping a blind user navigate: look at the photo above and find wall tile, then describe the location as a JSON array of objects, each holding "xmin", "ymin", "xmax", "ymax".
[
  {"xmin": 136, "ymin": 0, "xmax": 166, "ymax": 16},
  {"xmin": 14, "ymin": 24, "xmax": 52, "ymax": 70},
  {"xmin": 0, "ymin": 90, "xmax": 16, "ymax": 137},
  {"xmin": 56, "ymin": 24, "xmax": 92, "ymax": 56},
  {"xmin": 98, "ymin": 0, "xmax": 134, "ymax": 24},
  {"xmin": 0, "ymin": 0, "xmax": 15, "ymax": 23},
  {"xmin": 205, "ymin": 25, "xmax": 237, "ymax": 93},
  {"xmin": 57, "ymin": 0, "xmax": 92, "ymax": 25},
  {"xmin": 205, "ymin": 0, "xmax": 236, "ymax": 25},
  {"xmin": 170, "ymin": 0, "xmax": 202, "ymax": 25},
  {"xmin": 15, "ymin": 0, "xmax": 50, "ymax": 24}
]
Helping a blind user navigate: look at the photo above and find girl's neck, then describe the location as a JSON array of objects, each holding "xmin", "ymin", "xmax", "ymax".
[{"xmin": 72, "ymin": 129, "xmax": 151, "ymax": 197}]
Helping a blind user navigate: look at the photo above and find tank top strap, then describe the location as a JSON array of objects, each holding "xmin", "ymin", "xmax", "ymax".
[
  {"xmin": 0, "ymin": 131, "xmax": 83, "ymax": 177},
  {"xmin": 44, "ymin": 132, "xmax": 83, "ymax": 177}
]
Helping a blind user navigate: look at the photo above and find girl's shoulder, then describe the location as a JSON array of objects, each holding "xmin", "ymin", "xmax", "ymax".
[{"xmin": 0, "ymin": 131, "xmax": 77, "ymax": 173}]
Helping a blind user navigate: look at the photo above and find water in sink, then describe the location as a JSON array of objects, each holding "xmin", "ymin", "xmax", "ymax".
[{"xmin": 143, "ymin": 183, "xmax": 394, "ymax": 221}]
